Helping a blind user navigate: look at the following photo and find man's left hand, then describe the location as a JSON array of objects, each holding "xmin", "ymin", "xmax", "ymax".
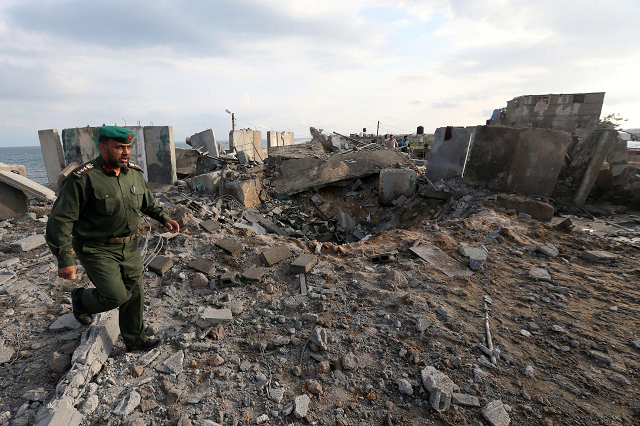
[{"xmin": 165, "ymin": 219, "xmax": 180, "ymax": 233}]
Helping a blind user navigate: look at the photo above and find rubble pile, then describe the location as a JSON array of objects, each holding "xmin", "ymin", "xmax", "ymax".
[{"xmin": 0, "ymin": 125, "xmax": 639, "ymax": 425}]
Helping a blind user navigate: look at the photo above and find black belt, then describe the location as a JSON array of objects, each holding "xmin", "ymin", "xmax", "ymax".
[{"xmin": 95, "ymin": 234, "xmax": 137, "ymax": 244}]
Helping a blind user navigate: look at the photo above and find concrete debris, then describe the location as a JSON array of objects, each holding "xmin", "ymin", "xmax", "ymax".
[
  {"xmin": 0, "ymin": 170, "xmax": 56, "ymax": 201},
  {"xmin": 260, "ymin": 244, "xmax": 292, "ymax": 266},
  {"xmin": 49, "ymin": 313, "xmax": 83, "ymax": 332},
  {"xmin": 188, "ymin": 257, "xmax": 216, "ymax": 277},
  {"xmin": 294, "ymin": 394, "xmax": 310, "ymax": 418},
  {"xmin": 451, "ymin": 393, "xmax": 480, "ymax": 407},
  {"xmin": 113, "ymin": 390, "xmax": 141, "ymax": 417},
  {"xmin": 580, "ymin": 250, "xmax": 618, "ymax": 263},
  {"xmin": 147, "ymin": 255, "xmax": 174, "ymax": 275},
  {"xmin": 421, "ymin": 366, "xmax": 459, "ymax": 412},
  {"xmin": 411, "ymin": 245, "xmax": 473, "ymax": 278},
  {"xmin": 156, "ymin": 351, "xmax": 185, "ymax": 375},
  {"xmin": 194, "ymin": 308, "xmax": 233, "ymax": 328},
  {"xmin": 10, "ymin": 234, "xmax": 46, "ymax": 253},
  {"xmin": 482, "ymin": 400, "xmax": 511, "ymax": 426},
  {"xmin": 215, "ymin": 238, "xmax": 244, "ymax": 256},
  {"xmin": 528, "ymin": 267, "xmax": 552, "ymax": 282},
  {"xmin": 290, "ymin": 254, "xmax": 318, "ymax": 274}
]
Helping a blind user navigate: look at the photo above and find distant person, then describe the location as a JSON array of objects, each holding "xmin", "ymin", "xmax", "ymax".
[
  {"xmin": 385, "ymin": 135, "xmax": 397, "ymax": 150},
  {"xmin": 399, "ymin": 135, "xmax": 411, "ymax": 153}
]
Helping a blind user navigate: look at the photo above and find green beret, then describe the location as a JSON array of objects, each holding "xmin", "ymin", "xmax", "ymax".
[{"xmin": 98, "ymin": 126, "xmax": 134, "ymax": 144}]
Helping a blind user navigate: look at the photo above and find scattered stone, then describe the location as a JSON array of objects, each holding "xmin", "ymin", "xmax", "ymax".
[
  {"xmin": 139, "ymin": 348, "xmax": 161, "ymax": 367},
  {"xmin": 156, "ymin": 351, "xmax": 185, "ymax": 375},
  {"xmin": 208, "ymin": 354, "xmax": 225, "ymax": 367},
  {"xmin": 166, "ymin": 388, "xmax": 182, "ymax": 405},
  {"xmin": 290, "ymin": 254, "xmax": 318, "ymax": 274},
  {"xmin": 0, "ymin": 258, "xmax": 19, "ymax": 268},
  {"xmin": 82, "ymin": 394, "xmax": 99, "ymax": 414},
  {"xmin": 631, "ymin": 339, "xmax": 640, "ymax": 350},
  {"xmin": 553, "ymin": 217, "xmax": 574, "ymax": 231},
  {"xmin": 147, "ymin": 255, "xmax": 174, "ymax": 275},
  {"xmin": 191, "ymin": 272, "xmax": 209, "ymax": 288},
  {"xmin": 421, "ymin": 366, "xmax": 459, "ymax": 412},
  {"xmin": 310, "ymin": 327, "xmax": 329, "ymax": 352},
  {"xmin": 306, "ymin": 379, "xmax": 323, "ymax": 395},
  {"xmin": 241, "ymin": 267, "xmax": 267, "ymax": 283},
  {"xmin": 528, "ymin": 267, "xmax": 551, "ymax": 282},
  {"xmin": 49, "ymin": 313, "xmax": 82, "ymax": 331},
  {"xmin": 342, "ymin": 351, "xmax": 357, "ymax": 370},
  {"xmin": 228, "ymin": 300, "xmax": 245, "ymax": 316},
  {"xmin": 473, "ymin": 368, "xmax": 487, "ymax": 383},
  {"xmin": 188, "ymin": 257, "xmax": 216, "ymax": 277},
  {"xmin": 131, "ymin": 365, "xmax": 144, "ymax": 377},
  {"xmin": 535, "ymin": 244, "xmax": 559, "ymax": 257},
  {"xmin": 482, "ymin": 400, "xmax": 511, "ymax": 426},
  {"xmin": 397, "ymin": 379, "xmax": 413, "ymax": 395},
  {"xmin": 436, "ymin": 306, "xmax": 448, "ymax": 318},
  {"xmin": 523, "ymin": 365, "xmax": 535, "ymax": 378},
  {"xmin": 22, "ymin": 389, "xmax": 47, "ymax": 402},
  {"xmin": 520, "ymin": 329, "xmax": 531, "ymax": 337},
  {"xmin": 10, "ymin": 234, "xmax": 46, "ymax": 253},
  {"xmin": 215, "ymin": 238, "xmax": 244, "ymax": 256},
  {"xmin": 517, "ymin": 213, "xmax": 532, "ymax": 220},
  {"xmin": 255, "ymin": 414, "xmax": 269, "ymax": 424},
  {"xmin": 140, "ymin": 399, "xmax": 158, "ymax": 413},
  {"xmin": 269, "ymin": 388, "xmax": 284, "ymax": 404},
  {"xmin": 551, "ymin": 325, "xmax": 564, "ymax": 333},
  {"xmin": 219, "ymin": 272, "xmax": 240, "ymax": 288},
  {"xmin": 580, "ymin": 250, "xmax": 618, "ymax": 263},
  {"xmin": 589, "ymin": 350, "xmax": 613, "ymax": 364},
  {"xmin": 113, "ymin": 390, "xmax": 141, "ymax": 416},
  {"xmin": 194, "ymin": 307, "xmax": 233, "ymax": 328},
  {"xmin": 416, "ymin": 318, "xmax": 431, "ymax": 332},
  {"xmin": 261, "ymin": 244, "xmax": 293, "ymax": 266},
  {"xmin": 0, "ymin": 341, "xmax": 14, "ymax": 364},
  {"xmin": 294, "ymin": 394, "xmax": 310, "ymax": 418},
  {"xmin": 451, "ymin": 393, "xmax": 480, "ymax": 407},
  {"xmin": 50, "ymin": 351, "xmax": 71, "ymax": 373}
]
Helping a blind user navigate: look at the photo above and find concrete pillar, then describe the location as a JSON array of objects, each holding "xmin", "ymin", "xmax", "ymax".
[
  {"xmin": 189, "ymin": 129, "xmax": 220, "ymax": 158},
  {"xmin": 38, "ymin": 129, "xmax": 65, "ymax": 184},
  {"xmin": 267, "ymin": 131, "xmax": 295, "ymax": 151},
  {"xmin": 574, "ymin": 129, "xmax": 618, "ymax": 205},
  {"xmin": 61, "ymin": 127, "xmax": 100, "ymax": 166},
  {"xmin": 143, "ymin": 126, "xmax": 177, "ymax": 184},
  {"xmin": 123, "ymin": 126, "xmax": 149, "ymax": 181},
  {"xmin": 230, "ymin": 130, "xmax": 264, "ymax": 162}
]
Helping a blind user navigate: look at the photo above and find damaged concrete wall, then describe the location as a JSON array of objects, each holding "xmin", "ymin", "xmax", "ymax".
[
  {"xmin": 501, "ymin": 92, "xmax": 604, "ymax": 131},
  {"xmin": 144, "ymin": 126, "xmax": 177, "ymax": 184},
  {"xmin": 189, "ymin": 129, "xmax": 220, "ymax": 158},
  {"xmin": 426, "ymin": 127, "xmax": 473, "ymax": 181},
  {"xmin": 463, "ymin": 126, "xmax": 570, "ymax": 197},
  {"xmin": 230, "ymin": 130, "xmax": 264, "ymax": 162},
  {"xmin": 573, "ymin": 129, "xmax": 618, "ymax": 205},
  {"xmin": 38, "ymin": 129, "xmax": 65, "ymax": 184},
  {"xmin": 267, "ymin": 131, "xmax": 294, "ymax": 152}
]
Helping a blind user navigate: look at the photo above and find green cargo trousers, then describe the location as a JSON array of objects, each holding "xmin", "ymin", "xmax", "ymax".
[{"xmin": 72, "ymin": 236, "xmax": 148, "ymax": 347}]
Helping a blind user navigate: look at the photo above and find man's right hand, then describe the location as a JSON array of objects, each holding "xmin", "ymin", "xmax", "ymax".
[{"xmin": 58, "ymin": 265, "xmax": 77, "ymax": 280}]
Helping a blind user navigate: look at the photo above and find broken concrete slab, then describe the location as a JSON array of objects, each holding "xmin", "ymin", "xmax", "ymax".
[
  {"xmin": 267, "ymin": 131, "xmax": 294, "ymax": 151},
  {"xmin": 291, "ymin": 254, "xmax": 318, "ymax": 274},
  {"xmin": 427, "ymin": 127, "xmax": 473, "ymax": 181},
  {"xmin": 241, "ymin": 267, "xmax": 267, "ymax": 282},
  {"xmin": 496, "ymin": 194, "xmax": 554, "ymax": 221},
  {"xmin": 580, "ymin": 250, "xmax": 618, "ymax": 263},
  {"xmin": 0, "ymin": 170, "xmax": 56, "ymax": 202},
  {"xmin": 574, "ymin": 129, "xmax": 618, "ymax": 205},
  {"xmin": 194, "ymin": 308, "xmax": 233, "ymax": 328},
  {"xmin": 421, "ymin": 366, "xmax": 459, "ymax": 413},
  {"xmin": 243, "ymin": 210, "xmax": 289, "ymax": 237},
  {"xmin": 219, "ymin": 272, "xmax": 240, "ymax": 288},
  {"xmin": 58, "ymin": 162, "xmax": 78, "ymax": 186},
  {"xmin": 189, "ymin": 129, "xmax": 220, "ymax": 158},
  {"xmin": 463, "ymin": 126, "xmax": 521, "ymax": 188},
  {"xmin": 267, "ymin": 142, "xmax": 328, "ymax": 167},
  {"xmin": 261, "ymin": 244, "xmax": 293, "ymax": 266},
  {"xmin": 147, "ymin": 256, "xmax": 174, "ymax": 276},
  {"xmin": 270, "ymin": 148, "xmax": 411, "ymax": 196},
  {"xmin": 38, "ymin": 129, "xmax": 65, "ymax": 184},
  {"xmin": 230, "ymin": 129, "xmax": 264, "ymax": 162},
  {"xmin": 187, "ymin": 170, "xmax": 222, "ymax": 195},
  {"xmin": 175, "ymin": 147, "xmax": 200, "ymax": 177},
  {"xmin": 410, "ymin": 245, "xmax": 473, "ymax": 278},
  {"xmin": 222, "ymin": 177, "xmax": 261, "ymax": 208},
  {"xmin": 188, "ymin": 258, "xmax": 216, "ymax": 277},
  {"xmin": 200, "ymin": 219, "xmax": 221, "ymax": 233},
  {"xmin": 379, "ymin": 168, "xmax": 417, "ymax": 205},
  {"xmin": 49, "ymin": 313, "xmax": 83, "ymax": 332},
  {"xmin": 482, "ymin": 400, "xmax": 511, "ymax": 426},
  {"xmin": 0, "ymin": 181, "xmax": 28, "ymax": 221},
  {"xmin": 10, "ymin": 234, "xmax": 46, "ymax": 253},
  {"xmin": 215, "ymin": 238, "xmax": 244, "ymax": 256},
  {"xmin": 156, "ymin": 350, "xmax": 185, "ymax": 375}
]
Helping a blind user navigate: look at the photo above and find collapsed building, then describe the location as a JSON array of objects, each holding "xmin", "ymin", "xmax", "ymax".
[{"xmin": 0, "ymin": 111, "xmax": 639, "ymax": 426}]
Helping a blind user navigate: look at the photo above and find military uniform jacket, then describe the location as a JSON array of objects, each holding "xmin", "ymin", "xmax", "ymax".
[{"xmin": 46, "ymin": 156, "xmax": 171, "ymax": 268}]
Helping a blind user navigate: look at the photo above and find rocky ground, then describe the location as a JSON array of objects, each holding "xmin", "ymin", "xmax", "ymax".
[{"xmin": 0, "ymin": 180, "xmax": 639, "ymax": 426}]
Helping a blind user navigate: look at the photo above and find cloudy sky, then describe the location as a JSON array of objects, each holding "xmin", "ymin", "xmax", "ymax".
[{"xmin": 1, "ymin": 0, "xmax": 639, "ymax": 147}]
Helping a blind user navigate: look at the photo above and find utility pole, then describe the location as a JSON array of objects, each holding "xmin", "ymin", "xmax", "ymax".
[
  {"xmin": 376, "ymin": 120, "xmax": 380, "ymax": 143},
  {"xmin": 231, "ymin": 112, "xmax": 235, "ymax": 131}
]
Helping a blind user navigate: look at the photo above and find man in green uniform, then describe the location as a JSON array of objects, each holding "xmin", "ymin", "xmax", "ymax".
[{"xmin": 46, "ymin": 126, "xmax": 180, "ymax": 352}]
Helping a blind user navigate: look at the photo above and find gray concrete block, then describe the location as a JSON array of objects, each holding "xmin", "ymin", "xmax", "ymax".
[
  {"xmin": 49, "ymin": 313, "xmax": 82, "ymax": 332},
  {"xmin": 482, "ymin": 400, "xmax": 511, "ymax": 426},
  {"xmin": 379, "ymin": 168, "xmax": 416, "ymax": 205},
  {"xmin": 194, "ymin": 308, "xmax": 233, "ymax": 328},
  {"xmin": 0, "ymin": 171, "xmax": 56, "ymax": 202},
  {"xmin": 421, "ymin": 366, "xmax": 459, "ymax": 413},
  {"xmin": 0, "ymin": 181, "xmax": 28, "ymax": 221},
  {"xmin": 11, "ymin": 234, "xmax": 46, "ymax": 253},
  {"xmin": 241, "ymin": 267, "xmax": 267, "ymax": 282},
  {"xmin": 290, "ymin": 254, "xmax": 318, "ymax": 274},
  {"xmin": 215, "ymin": 238, "xmax": 244, "ymax": 256},
  {"xmin": 147, "ymin": 255, "xmax": 174, "ymax": 275},
  {"xmin": 188, "ymin": 257, "xmax": 215, "ymax": 277},
  {"xmin": 452, "ymin": 393, "xmax": 480, "ymax": 407},
  {"xmin": 261, "ymin": 244, "xmax": 293, "ymax": 266},
  {"xmin": 189, "ymin": 129, "xmax": 220, "ymax": 158},
  {"xmin": 38, "ymin": 129, "xmax": 65, "ymax": 184},
  {"xmin": 143, "ymin": 126, "xmax": 177, "ymax": 184},
  {"xmin": 200, "ymin": 219, "xmax": 220, "ymax": 233}
]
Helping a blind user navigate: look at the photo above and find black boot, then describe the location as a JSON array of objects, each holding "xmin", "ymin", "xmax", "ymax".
[
  {"xmin": 126, "ymin": 337, "xmax": 162, "ymax": 353},
  {"xmin": 71, "ymin": 288, "xmax": 93, "ymax": 326}
]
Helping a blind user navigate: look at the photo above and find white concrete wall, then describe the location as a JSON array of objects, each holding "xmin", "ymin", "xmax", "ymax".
[{"xmin": 38, "ymin": 129, "xmax": 65, "ymax": 184}]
